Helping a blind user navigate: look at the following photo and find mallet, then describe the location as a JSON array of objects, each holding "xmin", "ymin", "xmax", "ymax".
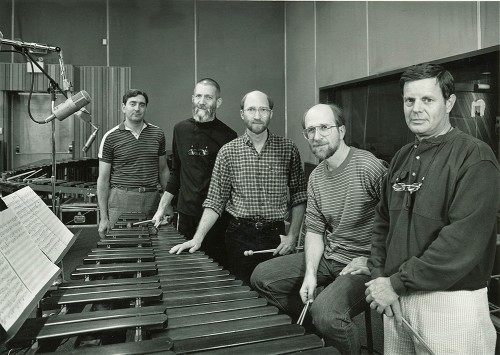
[{"xmin": 243, "ymin": 249, "xmax": 276, "ymax": 256}]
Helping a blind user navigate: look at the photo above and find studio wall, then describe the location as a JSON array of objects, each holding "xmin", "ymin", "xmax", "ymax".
[
  {"xmin": 0, "ymin": 0, "xmax": 498, "ymax": 167},
  {"xmin": 285, "ymin": 1, "xmax": 500, "ymax": 164},
  {"xmin": 0, "ymin": 0, "xmax": 285, "ymax": 153}
]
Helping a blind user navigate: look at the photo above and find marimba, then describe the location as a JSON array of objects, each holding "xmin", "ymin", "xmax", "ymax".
[{"xmin": 6, "ymin": 213, "xmax": 332, "ymax": 354}]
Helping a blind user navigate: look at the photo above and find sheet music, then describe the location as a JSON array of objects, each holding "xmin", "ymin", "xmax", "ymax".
[
  {"xmin": 0, "ymin": 253, "xmax": 32, "ymax": 332},
  {"xmin": 9, "ymin": 186, "xmax": 73, "ymax": 244},
  {"xmin": 0, "ymin": 208, "xmax": 60, "ymax": 331},
  {"xmin": 2, "ymin": 193, "xmax": 65, "ymax": 262}
]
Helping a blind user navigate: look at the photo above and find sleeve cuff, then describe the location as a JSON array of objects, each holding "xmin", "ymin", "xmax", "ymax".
[{"xmin": 389, "ymin": 273, "xmax": 407, "ymax": 295}]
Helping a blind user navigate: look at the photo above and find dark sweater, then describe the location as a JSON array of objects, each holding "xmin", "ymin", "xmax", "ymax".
[{"xmin": 369, "ymin": 128, "xmax": 500, "ymax": 294}]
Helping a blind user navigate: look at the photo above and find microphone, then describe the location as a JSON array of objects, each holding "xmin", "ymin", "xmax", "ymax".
[
  {"xmin": 45, "ymin": 91, "xmax": 91, "ymax": 123},
  {"xmin": 82, "ymin": 127, "xmax": 99, "ymax": 153},
  {"xmin": 0, "ymin": 31, "xmax": 60, "ymax": 52}
]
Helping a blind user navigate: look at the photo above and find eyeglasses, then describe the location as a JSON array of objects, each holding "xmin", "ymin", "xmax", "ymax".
[
  {"xmin": 302, "ymin": 125, "xmax": 338, "ymax": 140},
  {"xmin": 243, "ymin": 107, "xmax": 272, "ymax": 117},
  {"xmin": 392, "ymin": 182, "xmax": 422, "ymax": 194}
]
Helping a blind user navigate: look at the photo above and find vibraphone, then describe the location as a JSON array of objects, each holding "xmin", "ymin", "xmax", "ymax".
[{"xmin": 7, "ymin": 213, "xmax": 332, "ymax": 354}]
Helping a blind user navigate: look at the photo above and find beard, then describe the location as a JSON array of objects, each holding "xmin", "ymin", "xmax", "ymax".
[
  {"xmin": 246, "ymin": 122, "xmax": 267, "ymax": 135},
  {"xmin": 193, "ymin": 103, "xmax": 216, "ymax": 122},
  {"xmin": 311, "ymin": 142, "xmax": 337, "ymax": 160}
]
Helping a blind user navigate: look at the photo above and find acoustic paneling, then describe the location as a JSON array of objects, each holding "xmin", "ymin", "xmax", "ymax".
[
  {"xmin": 316, "ymin": 1, "xmax": 368, "ymax": 88},
  {"xmin": 11, "ymin": 0, "xmax": 107, "ymax": 66},
  {"xmin": 285, "ymin": 1, "xmax": 317, "ymax": 164},
  {"xmin": 0, "ymin": 63, "xmax": 74, "ymax": 92},
  {"xmin": 196, "ymin": 1, "xmax": 285, "ymax": 136},
  {"xmin": 481, "ymin": 1, "xmax": 500, "ymax": 49},
  {"xmin": 108, "ymin": 0, "xmax": 195, "ymax": 147},
  {"xmin": 368, "ymin": 2, "xmax": 477, "ymax": 73},
  {"xmin": 75, "ymin": 66, "xmax": 131, "ymax": 159}
]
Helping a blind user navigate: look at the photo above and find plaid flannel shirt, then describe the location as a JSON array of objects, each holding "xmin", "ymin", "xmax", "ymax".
[{"xmin": 203, "ymin": 131, "xmax": 307, "ymax": 220}]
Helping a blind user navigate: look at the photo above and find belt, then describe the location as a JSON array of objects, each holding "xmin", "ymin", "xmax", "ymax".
[
  {"xmin": 232, "ymin": 216, "xmax": 283, "ymax": 231},
  {"xmin": 113, "ymin": 186, "xmax": 158, "ymax": 193}
]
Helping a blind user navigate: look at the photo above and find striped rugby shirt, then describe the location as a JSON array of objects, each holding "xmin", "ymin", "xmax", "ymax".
[
  {"xmin": 98, "ymin": 121, "xmax": 166, "ymax": 189},
  {"xmin": 203, "ymin": 131, "xmax": 307, "ymax": 220},
  {"xmin": 306, "ymin": 147, "xmax": 387, "ymax": 264}
]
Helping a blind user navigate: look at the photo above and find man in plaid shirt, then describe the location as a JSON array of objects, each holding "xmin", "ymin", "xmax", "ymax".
[{"xmin": 170, "ymin": 90, "xmax": 307, "ymax": 285}]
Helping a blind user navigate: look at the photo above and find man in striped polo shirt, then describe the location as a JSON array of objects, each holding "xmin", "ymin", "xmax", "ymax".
[
  {"xmin": 97, "ymin": 89, "xmax": 169, "ymax": 237},
  {"xmin": 251, "ymin": 104, "xmax": 387, "ymax": 355}
]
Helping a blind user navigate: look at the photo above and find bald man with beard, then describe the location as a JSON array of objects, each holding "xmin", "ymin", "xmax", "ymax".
[{"xmin": 153, "ymin": 78, "xmax": 236, "ymax": 267}]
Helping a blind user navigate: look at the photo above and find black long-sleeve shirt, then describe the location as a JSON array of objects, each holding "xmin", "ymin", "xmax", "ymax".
[{"xmin": 165, "ymin": 117, "xmax": 237, "ymax": 217}]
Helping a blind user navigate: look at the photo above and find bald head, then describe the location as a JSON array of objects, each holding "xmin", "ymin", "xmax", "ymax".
[
  {"xmin": 240, "ymin": 91, "xmax": 274, "ymax": 110},
  {"xmin": 302, "ymin": 103, "xmax": 344, "ymax": 129}
]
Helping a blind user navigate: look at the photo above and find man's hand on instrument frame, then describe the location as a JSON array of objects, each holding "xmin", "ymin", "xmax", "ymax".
[{"xmin": 169, "ymin": 239, "xmax": 201, "ymax": 254}]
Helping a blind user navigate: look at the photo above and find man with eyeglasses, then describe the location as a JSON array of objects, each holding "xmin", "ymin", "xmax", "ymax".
[
  {"xmin": 365, "ymin": 63, "xmax": 499, "ymax": 354},
  {"xmin": 152, "ymin": 78, "xmax": 236, "ymax": 267},
  {"xmin": 169, "ymin": 90, "xmax": 307, "ymax": 285},
  {"xmin": 251, "ymin": 103, "xmax": 387, "ymax": 354}
]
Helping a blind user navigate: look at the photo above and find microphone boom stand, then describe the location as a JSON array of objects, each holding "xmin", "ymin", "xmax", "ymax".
[{"xmin": 22, "ymin": 48, "xmax": 68, "ymax": 214}]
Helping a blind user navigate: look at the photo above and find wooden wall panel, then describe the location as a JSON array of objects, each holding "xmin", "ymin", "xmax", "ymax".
[
  {"xmin": 108, "ymin": 0, "xmax": 194, "ymax": 147},
  {"xmin": 285, "ymin": 2, "xmax": 317, "ymax": 164},
  {"xmin": 368, "ymin": 2, "xmax": 477, "ymax": 74},
  {"xmin": 0, "ymin": 63, "xmax": 74, "ymax": 92},
  {"xmin": 75, "ymin": 66, "xmax": 131, "ymax": 159},
  {"xmin": 0, "ymin": 63, "xmax": 128, "ymax": 163},
  {"xmin": 481, "ymin": 1, "xmax": 500, "ymax": 49},
  {"xmin": 197, "ymin": 1, "xmax": 285, "ymax": 135},
  {"xmin": 316, "ymin": 2, "xmax": 368, "ymax": 88}
]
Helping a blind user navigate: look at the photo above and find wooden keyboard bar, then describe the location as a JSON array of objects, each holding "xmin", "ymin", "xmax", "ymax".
[
  {"xmin": 167, "ymin": 298, "xmax": 268, "ymax": 318},
  {"xmin": 167, "ymin": 305, "xmax": 279, "ymax": 329},
  {"xmin": 9, "ymin": 314, "xmax": 167, "ymax": 347},
  {"xmin": 91, "ymin": 247, "xmax": 155, "ymax": 253},
  {"xmin": 84, "ymin": 253, "xmax": 155, "ymax": 263},
  {"xmin": 71, "ymin": 262, "xmax": 157, "ymax": 279},
  {"xmin": 67, "ymin": 338, "xmax": 174, "ymax": 354},
  {"xmin": 97, "ymin": 238, "xmax": 152, "ymax": 248},
  {"xmin": 42, "ymin": 288, "xmax": 163, "ymax": 307},
  {"xmin": 200, "ymin": 333, "xmax": 324, "ymax": 354},
  {"xmin": 50, "ymin": 282, "xmax": 160, "ymax": 297},
  {"xmin": 106, "ymin": 230, "xmax": 150, "ymax": 238},
  {"xmin": 171, "ymin": 324, "xmax": 306, "ymax": 353},
  {"xmin": 38, "ymin": 313, "xmax": 168, "ymax": 339},
  {"xmin": 58, "ymin": 276, "xmax": 160, "ymax": 289}
]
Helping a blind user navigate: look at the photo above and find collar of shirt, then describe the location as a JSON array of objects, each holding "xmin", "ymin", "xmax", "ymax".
[
  {"xmin": 119, "ymin": 120, "xmax": 149, "ymax": 139},
  {"xmin": 413, "ymin": 126, "xmax": 459, "ymax": 148},
  {"xmin": 242, "ymin": 129, "xmax": 273, "ymax": 149}
]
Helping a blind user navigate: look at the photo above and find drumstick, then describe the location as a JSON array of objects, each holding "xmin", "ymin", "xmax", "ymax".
[
  {"xmin": 243, "ymin": 249, "xmax": 276, "ymax": 256},
  {"xmin": 297, "ymin": 300, "xmax": 312, "ymax": 325},
  {"xmin": 402, "ymin": 317, "xmax": 436, "ymax": 355},
  {"xmin": 132, "ymin": 219, "xmax": 154, "ymax": 226}
]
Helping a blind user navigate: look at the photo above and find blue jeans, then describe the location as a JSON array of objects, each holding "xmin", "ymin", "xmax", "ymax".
[
  {"xmin": 251, "ymin": 252, "xmax": 370, "ymax": 355},
  {"xmin": 225, "ymin": 216, "xmax": 284, "ymax": 286}
]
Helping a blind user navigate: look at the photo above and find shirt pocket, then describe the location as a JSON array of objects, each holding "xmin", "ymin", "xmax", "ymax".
[{"xmin": 388, "ymin": 170, "xmax": 409, "ymax": 211}]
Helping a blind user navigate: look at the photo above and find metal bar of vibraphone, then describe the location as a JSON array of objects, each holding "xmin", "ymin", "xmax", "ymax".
[
  {"xmin": 18, "ymin": 216, "xmax": 325, "ymax": 354},
  {"xmin": 146, "ymin": 225, "xmax": 326, "ymax": 354}
]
